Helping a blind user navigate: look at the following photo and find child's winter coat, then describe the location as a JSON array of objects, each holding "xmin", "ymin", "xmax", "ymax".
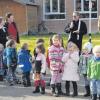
[
  {"xmin": 62, "ymin": 51, "xmax": 80, "ymax": 81},
  {"xmin": 18, "ymin": 49, "xmax": 32, "ymax": 73},
  {"xmin": 3, "ymin": 48, "xmax": 17, "ymax": 68},
  {"xmin": 49, "ymin": 45, "xmax": 64, "ymax": 71},
  {"xmin": 87, "ymin": 56, "xmax": 100, "ymax": 80}
]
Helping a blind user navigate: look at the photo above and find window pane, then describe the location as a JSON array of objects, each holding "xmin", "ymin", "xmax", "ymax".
[
  {"xmin": 76, "ymin": 0, "xmax": 81, "ymax": 11},
  {"xmin": 45, "ymin": 14, "xmax": 65, "ymax": 19},
  {"xmin": 80, "ymin": 13, "xmax": 89, "ymax": 18},
  {"xmin": 60, "ymin": 0, "xmax": 65, "ymax": 12},
  {"xmin": 83, "ymin": 0, "xmax": 97, "ymax": 11},
  {"xmin": 45, "ymin": 0, "xmax": 50, "ymax": 13},
  {"xmin": 91, "ymin": 13, "xmax": 97, "ymax": 18},
  {"xmin": 83, "ymin": 0, "xmax": 89, "ymax": 11},
  {"xmin": 52, "ymin": 0, "xmax": 58, "ymax": 12},
  {"xmin": 92, "ymin": 0, "xmax": 97, "ymax": 11}
]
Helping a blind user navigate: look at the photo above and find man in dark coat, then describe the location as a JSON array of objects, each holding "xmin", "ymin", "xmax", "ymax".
[
  {"xmin": 5, "ymin": 13, "xmax": 20, "ymax": 43},
  {"xmin": 65, "ymin": 12, "xmax": 87, "ymax": 51}
]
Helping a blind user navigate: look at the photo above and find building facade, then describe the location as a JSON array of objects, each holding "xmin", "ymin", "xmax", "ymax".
[
  {"xmin": 0, "ymin": 0, "xmax": 38, "ymax": 34},
  {"xmin": 36, "ymin": 0, "xmax": 100, "ymax": 34},
  {"xmin": 0, "ymin": 0, "xmax": 99, "ymax": 34}
]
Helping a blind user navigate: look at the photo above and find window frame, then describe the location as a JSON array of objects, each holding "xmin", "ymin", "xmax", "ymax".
[
  {"xmin": 43, "ymin": 0, "xmax": 66, "ymax": 21},
  {"xmin": 74, "ymin": 0, "xmax": 98, "ymax": 20}
]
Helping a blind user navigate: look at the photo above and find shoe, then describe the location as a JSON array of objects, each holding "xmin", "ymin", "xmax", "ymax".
[
  {"xmin": 65, "ymin": 81, "xmax": 70, "ymax": 96},
  {"xmin": 98, "ymin": 95, "xmax": 100, "ymax": 100},
  {"xmin": 72, "ymin": 82, "xmax": 78, "ymax": 97},
  {"xmin": 33, "ymin": 86, "xmax": 40, "ymax": 93},
  {"xmin": 84, "ymin": 86, "xmax": 90, "ymax": 97},
  {"xmin": 92, "ymin": 94, "xmax": 97, "ymax": 100},
  {"xmin": 58, "ymin": 83, "xmax": 64, "ymax": 95},
  {"xmin": 41, "ymin": 87, "xmax": 45, "ymax": 94},
  {"xmin": 51, "ymin": 84, "xmax": 57, "ymax": 96}
]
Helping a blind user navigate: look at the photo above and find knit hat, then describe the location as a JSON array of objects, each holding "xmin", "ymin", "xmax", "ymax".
[
  {"xmin": 93, "ymin": 45, "xmax": 100, "ymax": 54},
  {"xmin": 83, "ymin": 42, "xmax": 93, "ymax": 53}
]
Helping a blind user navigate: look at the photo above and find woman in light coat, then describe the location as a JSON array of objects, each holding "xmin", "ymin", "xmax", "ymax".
[{"xmin": 62, "ymin": 41, "xmax": 80, "ymax": 97}]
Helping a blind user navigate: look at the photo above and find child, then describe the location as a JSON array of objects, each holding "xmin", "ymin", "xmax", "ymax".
[
  {"xmin": 4, "ymin": 39, "xmax": 17, "ymax": 85},
  {"xmin": 46, "ymin": 36, "xmax": 53, "ymax": 86},
  {"xmin": 33, "ymin": 38, "xmax": 45, "ymax": 58},
  {"xmin": 62, "ymin": 41, "xmax": 80, "ymax": 97},
  {"xmin": 48, "ymin": 35, "xmax": 64, "ymax": 97},
  {"xmin": 87, "ymin": 46, "xmax": 100, "ymax": 100},
  {"xmin": 32, "ymin": 45, "xmax": 46, "ymax": 94},
  {"xmin": 18, "ymin": 43, "xmax": 32, "ymax": 87},
  {"xmin": 80, "ymin": 42, "xmax": 93, "ymax": 97},
  {"xmin": 0, "ymin": 44, "xmax": 4, "ymax": 81}
]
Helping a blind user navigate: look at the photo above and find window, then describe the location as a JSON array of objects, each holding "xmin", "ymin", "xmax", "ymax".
[
  {"xmin": 29, "ymin": 0, "xmax": 35, "ymax": 3},
  {"xmin": 74, "ymin": 0, "xmax": 98, "ymax": 19},
  {"xmin": 43, "ymin": 0, "xmax": 66, "ymax": 20}
]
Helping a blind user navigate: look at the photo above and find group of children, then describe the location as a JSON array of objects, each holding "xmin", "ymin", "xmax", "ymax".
[{"xmin": 0, "ymin": 34, "xmax": 100, "ymax": 100}]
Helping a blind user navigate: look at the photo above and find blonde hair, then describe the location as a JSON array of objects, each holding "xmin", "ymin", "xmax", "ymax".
[
  {"xmin": 67, "ymin": 41, "xmax": 79, "ymax": 51},
  {"xmin": 52, "ymin": 35, "xmax": 60, "ymax": 41},
  {"xmin": 93, "ymin": 45, "xmax": 100, "ymax": 54},
  {"xmin": 73, "ymin": 11, "xmax": 80, "ymax": 17},
  {"xmin": 6, "ymin": 39, "xmax": 15, "ymax": 47}
]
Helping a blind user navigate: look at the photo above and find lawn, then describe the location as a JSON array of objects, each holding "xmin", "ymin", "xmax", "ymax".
[{"xmin": 17, "ymin": 34, "xmax": 100, "ymax": 54}]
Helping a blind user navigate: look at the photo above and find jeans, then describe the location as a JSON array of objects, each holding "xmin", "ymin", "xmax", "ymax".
[
  {"xmin": 7, "ymin": 66, "xmax": 17, "ymax": 83},
  {"xmin": 83, "ymin": 74, "xmax": 90, "ymax": 86},
  {"xmin": 90, "ymin": 79, "xmax": 100, "ymax": 95},
  {"xmin": 22, "ymin": 71, "xmax": 31, "ymax": 86}
]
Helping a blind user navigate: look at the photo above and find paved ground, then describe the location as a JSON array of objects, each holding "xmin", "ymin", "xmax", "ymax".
[{"xmin": 0, "ymin": 74, "xmax": 91, "ymax": 100}]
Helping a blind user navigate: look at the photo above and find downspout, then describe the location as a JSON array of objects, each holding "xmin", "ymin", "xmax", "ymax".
[{"xmin": 25, "ymin": 5, "xmax": 28, "ymax": 35}]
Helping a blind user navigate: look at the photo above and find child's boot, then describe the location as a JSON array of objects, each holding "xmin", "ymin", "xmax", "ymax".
[
  {"xmin": 41, "ymin": 87, "xmax": 45, "ymax": 94},
  {"xmin": 92, "ymin": 94, "xmax": 97, "ymax": 100},
  {"xmin": 58, "ymin": 83, "xmax": 64, "ymax": 95},
  {"xmin": 84, "ymin": 85, "xmax": 90, "ymax": 97},
  {"xmin": 72, "ymin": 82, "xmax": 78, "ymax": 97},
  {"xmin": 40, "ymin": 80, "xmax": 45, "ymax": 94},
  {"xmin": 51, "ymin": 84, "xmax": 56, "ymax": 96},
  {"xmin": 65, "ymin": 81, "xmax": 70, "ymax": 96},
  {"xmin": 33, "ymin": 80, "xmax": 40, "ymax": 93},
  {"xmin": 55, "ymin": 83, "xmax": 61, "ymax": 97},
  {"xmin": 99, "ymin": 95, "xmax": 100, "ymax": 100},
  {"xmin": 33, "ymin": 86, "xmax": 40, "ymax": 93}
]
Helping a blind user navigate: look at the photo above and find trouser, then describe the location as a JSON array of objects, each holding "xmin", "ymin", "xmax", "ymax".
[
  {"xmin": 83, "ymin": 74, "xmax": 90, "ymax": 86},
  {"xmin": 22, "ymin": 71, "xmax": 31, "ymax": 86},
  {"xmin": 65, "ymin": 81, "xmax": 78, "ymax": 95},
  {"xmin": 90, "ymin": 79, "xmax": 100, "ymax": 96},
  {"xmin": 50, "ymin": 70, "xmax": 62, "ymax": 85},
  {"xmin": 7, "ymin": 66, "xmax": 17, "ymax": 84},
  {"xmin": 83, "ymin": 74, "xmax": 90, "ymax": 96}
]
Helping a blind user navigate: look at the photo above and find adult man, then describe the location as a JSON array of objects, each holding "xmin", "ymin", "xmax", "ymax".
[
  {"xmin": 65, "ymin": 12, "xmax": 87, "ymax": 51},
  {"xmin": 5, "ymin": 13, "xmax": 20, "ymax": 43}
]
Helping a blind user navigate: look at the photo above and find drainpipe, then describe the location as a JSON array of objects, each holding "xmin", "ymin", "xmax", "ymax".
[
  {"xmin": 25, "ymin": 5, "xmax": 28, "ymax": 35},
  {"xmin": 89, "ymin": 0, "xmax": 92, "ymax": 34}
]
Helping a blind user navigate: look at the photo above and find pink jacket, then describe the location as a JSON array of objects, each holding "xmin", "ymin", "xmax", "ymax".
[{"xmin": 48, "ymin": 45, "xmax": 64, "ymax": 71}]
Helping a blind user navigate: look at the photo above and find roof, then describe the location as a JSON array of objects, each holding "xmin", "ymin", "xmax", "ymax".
[{"xmin": 13, "ymin": 0, "xmax": 38, "ymax": 6}]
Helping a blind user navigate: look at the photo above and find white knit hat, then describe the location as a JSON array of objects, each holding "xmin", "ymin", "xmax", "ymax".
[
  {"xmin": 93, "ymin": 45, "xmax": 100, "ymax": 54},
  {"xmin": 83, "ymin": 42, "xmax": 93, "ymax": 53}
]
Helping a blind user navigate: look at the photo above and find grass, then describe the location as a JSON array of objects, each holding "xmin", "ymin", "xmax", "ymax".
[{"xmin": 17, "ymin": 34, "xmax": 100, "ymax": 54}]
